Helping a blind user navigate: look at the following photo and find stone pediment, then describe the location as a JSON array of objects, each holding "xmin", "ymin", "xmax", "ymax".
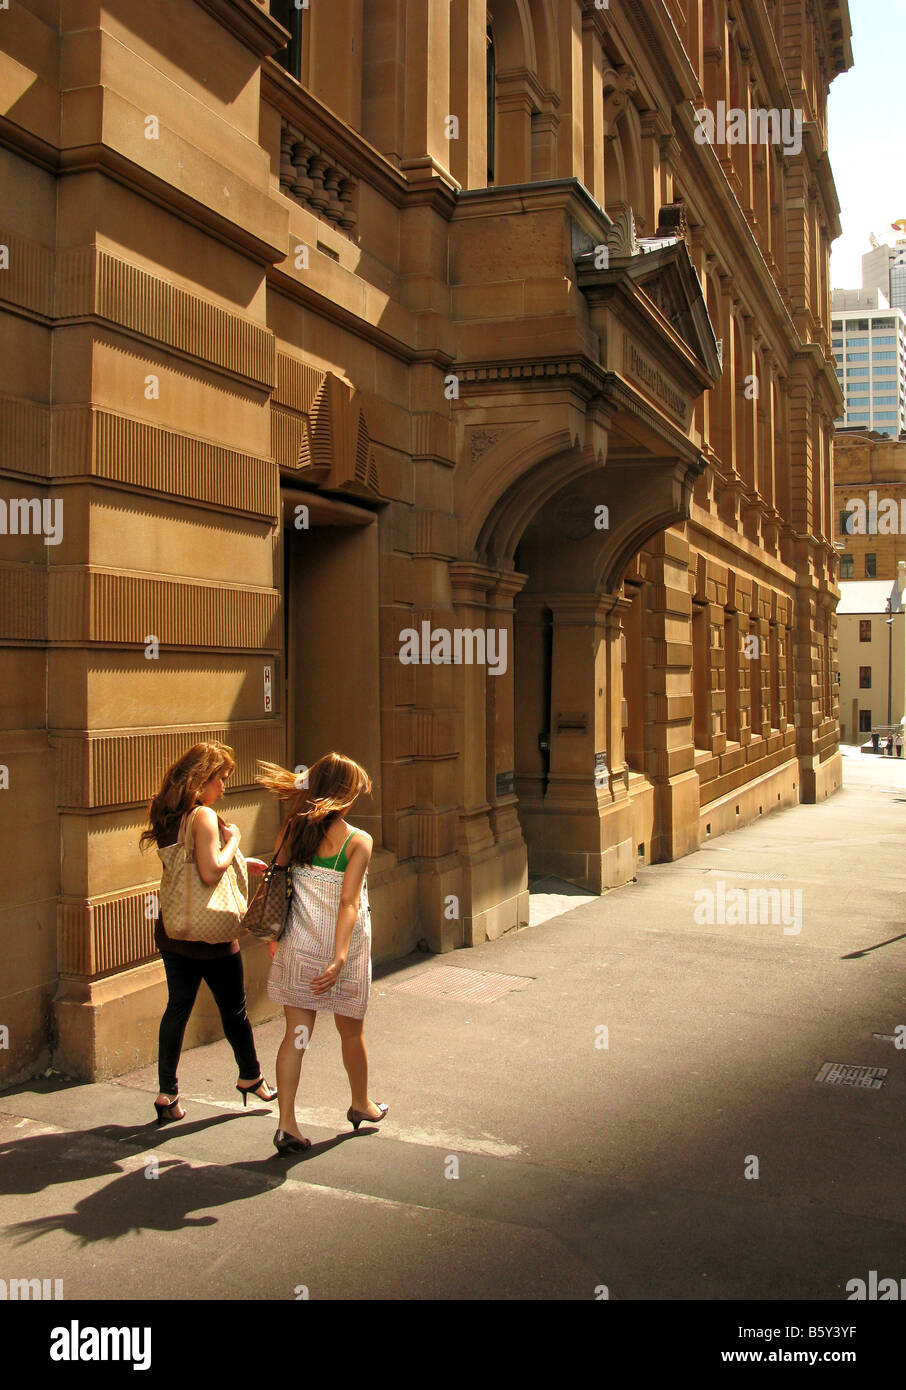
[
  {"xmin": 296, "ymin": 371, "xmax": 383, "ymax": 498},
  {"xmin": 575, "ymin": 214, "xmax": 722, "ymax": 387}
]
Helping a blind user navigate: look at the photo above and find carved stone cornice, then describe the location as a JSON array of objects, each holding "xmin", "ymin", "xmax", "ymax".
[{"xmin": 191, "ymin": 0, "xmax": 288, "ymax": 59}]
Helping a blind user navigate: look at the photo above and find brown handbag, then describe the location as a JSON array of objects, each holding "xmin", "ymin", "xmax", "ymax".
[{"xmin": 243, "ymin": 821, "xmax": 294, "ymax": 943}]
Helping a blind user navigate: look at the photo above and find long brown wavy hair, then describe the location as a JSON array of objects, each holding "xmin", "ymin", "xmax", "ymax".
[
  {"xmin": 256, "ymin": 751, "xmax": 372, "ymax": 866},
  {"xmin": 139, "ymin": 741, "xmax": 236, "ymax": 851}
]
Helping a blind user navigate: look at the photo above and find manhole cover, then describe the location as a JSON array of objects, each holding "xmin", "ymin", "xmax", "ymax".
[
  {"xmin": 392, "ymin": 967, "xmax": 533, "ymax": 1003},
  {"xmin": 815, "ymin": 1062, "xmax": 888, "ymax": 1089}
]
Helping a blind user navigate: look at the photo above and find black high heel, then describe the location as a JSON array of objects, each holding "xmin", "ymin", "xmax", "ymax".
[
  {"xmin": 273, "ymin": 1129, "xmax": 311, "ymax": 1154},
  {"xmin": 154, "ymin": 1096, "xmax": 185, "ymax": 1127},
  {"xmin": 236, "ymin": 1077, "xmax": 278, "ymax": 1107},
  {"xmin": 347, "ymin": 1103, "xmax": 388, "ymax": 1131}
]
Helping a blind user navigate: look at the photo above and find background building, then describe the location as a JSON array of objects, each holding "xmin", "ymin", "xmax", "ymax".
[
  {"xmin": 836, "ymin": 566, "xmax": 906, "ymax": 746},
  {"xmin": 830, "ymin": 292, "xmax": 906, "ymax": 437},
  {"xmin": 834, "ymin": 428, "xmax": 906, "ymax": 577},
  {"xmin": 862, "ymin": 235, "xmax": 906, "ymax": 314},
  {"xmin": 0, "ymin": 0, "xmax": 850, "ymax": 1083}
]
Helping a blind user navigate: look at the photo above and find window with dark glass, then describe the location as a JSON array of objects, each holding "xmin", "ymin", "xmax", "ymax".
[
  {"xmin": 271, "ymin": 0, "xmax": 302, "ymax": 79},
  {"xmin": 840, "ymin": 554, "xmax": 854, "ymax": 578},
  {"xmin": 840, "ymin": 508, "xmax": 854, "ymax": 535},
  {"xmin": 859, "ymin": 666, "xmax": 872, "ymax": 688},
  {"xmin": 859, "ymin": 709, "xmax": 872, "ymax": 732},
  {"xmin": 486, "ymin": 22, "xmax": 496, "ymax": 185},
  {"xmin": 865, "ymin": 553, "xmax": 877, "ymax": 577},
  {"xmin": 859, "ymin": 619, "xmax": 871, "ymax": 642}
]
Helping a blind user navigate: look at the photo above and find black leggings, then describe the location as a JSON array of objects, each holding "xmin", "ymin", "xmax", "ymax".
[{"xmin": 158, "ymin": 950, "xmax": 261, "ymax": 1096}]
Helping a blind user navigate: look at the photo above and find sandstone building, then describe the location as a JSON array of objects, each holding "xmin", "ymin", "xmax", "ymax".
[
  {"xmin": 835, "ymin": 427, "xmax": 906, "ymax": 576},
  {"xmin": 0, "ymin": 0, "xmax": 850, "ymax": 1083}
]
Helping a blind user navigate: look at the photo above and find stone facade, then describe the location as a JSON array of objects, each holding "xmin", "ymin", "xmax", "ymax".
[
  {"xmin": 0, "ymin": 0, "xmax": 850, "ymax": 1084},
  {"xmin": 835, "ymin": 429, "xmax": 906, "ymax": 577}
]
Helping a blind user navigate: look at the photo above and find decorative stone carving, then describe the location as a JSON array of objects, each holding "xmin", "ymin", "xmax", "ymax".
[
  {"xmin": 279, "ymin": 118, "xmax": 358, "ymax": 235},
  {"xmin": 296, "ymin": 371, "xmax": 381, "ymax": 497}
]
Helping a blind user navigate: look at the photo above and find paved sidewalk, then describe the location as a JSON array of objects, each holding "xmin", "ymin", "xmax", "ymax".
[{"xmin": 3, "ymin": 747, "xmax": 906, "ymax": 1300}]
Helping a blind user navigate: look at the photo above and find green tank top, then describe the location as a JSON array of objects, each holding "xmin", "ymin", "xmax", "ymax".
[{"xmin": 310, "ymin": 827, "xmax": 358, "ymax": 872}]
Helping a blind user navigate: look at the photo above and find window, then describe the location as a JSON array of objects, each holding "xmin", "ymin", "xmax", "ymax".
[
  {"xmin": 847, "ymin": 336, "xmax": 869, "ymax": 346},
  {"xmin": 874, "ymin": 318, "xmax": 895, "ymax": 329},
  {"xmin": 860, "ymin": 619, "xmax": 872, "ymax": 642},
  {"xmin": 875, "ymin": 365, "xmax": 897, "ymax": 376},
  {"xmin": 873, "ymin": 335, "xmax": 897, "ymax": 345},
  {"xmin": 832, "ymin": 320, "xmax": 842, "ymax": 331},
  {"xmin": 848, "ymin": 367, "xmax": 869, "ymax": 377},
  {"xmin": 486, "ymin": 22, "xmax": 496, "ymax": 184},
  {"xmin": 876, "ymin": 412, "xmax": 900, "ymax": 421},
  {"xmin": 860, "ymin": 666, "xmax": 872, "ymax": 688},
  {"xmin": 832, "ymin": 337, "xmax": 843, "ymax": 347},
  {"xmin": 840, "ymin": 554, "xmax": 854, "ymax": 578},
  {"xmin": 865, "ymin": 553, "xmax": 877, "ymax": 577},
  {"xmin": 840, "ymin": 509, "xmax": 854, "ymax": 534},
  {"xmin": 874, "ymin": 396, "xmax": 898, "ymax": 406},
  {"xmin": 848, "ymin": 412, "xmax": 870, "ymax": 421},
  {"xmin": 270, "ymin": 0, "xmax": 302, "ymax": 79},
  {"xmin": 874, "ymin": 351, "xmax": 897, "ymax": 361},
  {"xmin": 847, "ymin": 352, "xmax": 869, "ymax": 361},
  {"xmin": 854, "ymin": 319, "xmax": 869, "ymax": 330},
  {"xmin": 859, "ymin": 709, "xmax": 872, "ymax": 733}
]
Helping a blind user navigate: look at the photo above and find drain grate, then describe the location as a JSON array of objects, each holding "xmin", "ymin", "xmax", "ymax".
[
  {"xmin": 392, "ymin": 966, "xmax": 533, "ymax": 1004},
  {"xmin": 815, "ymin": 1062, "xmax": 888, "ymax": 1089}
]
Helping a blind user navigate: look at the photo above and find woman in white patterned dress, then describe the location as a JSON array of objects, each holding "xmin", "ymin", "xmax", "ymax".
[{"xmin": 256, "ymin": 752, "xmax": 388, "ymax": 1155}]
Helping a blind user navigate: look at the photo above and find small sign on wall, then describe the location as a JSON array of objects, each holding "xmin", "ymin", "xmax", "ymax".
[{"xmin": 264, "ymin": 664, "xmax": 272, "ymax": 713}]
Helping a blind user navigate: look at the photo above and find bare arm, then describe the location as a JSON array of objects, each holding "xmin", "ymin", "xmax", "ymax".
[
  {"xmin": 192, "ymin": 806, "xmax": 240, "ymax": 887},
  {"xmin": 332, "ymin": 833, "xmax": 373, "ymax": 968}
]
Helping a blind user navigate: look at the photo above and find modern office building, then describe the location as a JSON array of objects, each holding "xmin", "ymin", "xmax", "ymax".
[
  {"xmin": 862, "ymin": 238, "xmax": 906, "ymax": 314},
  {"xmin": 0, "ymin": 0, "xmax": 850, "ymax": 1083},
  {"xmin": 831, "ymin": 292, "xmax": 906, "ymax": 438}
]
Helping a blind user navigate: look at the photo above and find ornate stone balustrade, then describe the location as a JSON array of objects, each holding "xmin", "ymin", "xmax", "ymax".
[{"xmin": 278, "ymin": 119, "xmax": 358, "ymax": 233}]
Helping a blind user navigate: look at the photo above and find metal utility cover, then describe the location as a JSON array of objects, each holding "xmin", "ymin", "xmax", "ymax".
[
  {"xmin": 814, "ymin": 1062, "xmax": 888, "ymax": 1089},
  {"xmin": 392, "ymin": 967, "xmax": 533, "ymax": 1003}
]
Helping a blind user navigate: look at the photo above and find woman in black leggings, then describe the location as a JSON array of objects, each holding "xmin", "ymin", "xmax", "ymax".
[{"xmin": 140, "ymin": 741, "xmax": 275, "ymax": 1125}]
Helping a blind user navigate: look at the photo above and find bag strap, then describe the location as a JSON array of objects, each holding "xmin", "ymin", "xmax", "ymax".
[
  {"xmin": 332, "ymin": 828, "xmax": 356, "ymax": 870},
  {"xmin": 271, "ymin": 817, "xmax": 296, "ymax": 868},
  {"xmin": 179, "ymin": 806, "xmax": 203, "ymax": 861}
]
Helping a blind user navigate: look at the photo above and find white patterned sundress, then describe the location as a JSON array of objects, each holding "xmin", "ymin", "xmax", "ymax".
[{"xmin": 267, "ymin": 828, "xmax": 372, "ymax": 1019}]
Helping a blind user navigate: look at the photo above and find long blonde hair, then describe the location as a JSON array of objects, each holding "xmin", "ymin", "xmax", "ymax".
[
  {"xmin": 257, "ymin": 751, "xmax": 371, "ymax": 866},
  {"xmin": 140, "ymin": 741, "xmax": 236, "ymax": 851}
]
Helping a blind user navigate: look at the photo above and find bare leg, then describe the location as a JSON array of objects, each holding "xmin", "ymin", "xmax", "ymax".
[
  {"xmin": 276, "ymin": 1005, "xmax": 316, "ymax": 1141},
  {"xmin": 334, "ymin": 1014, "xmax": 382, "ymax": 1117}
]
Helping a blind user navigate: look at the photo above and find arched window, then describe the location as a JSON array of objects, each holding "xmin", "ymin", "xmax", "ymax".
[{"xmin": 487, "ymin": 20, "xmax": 497, "ymax": 185}]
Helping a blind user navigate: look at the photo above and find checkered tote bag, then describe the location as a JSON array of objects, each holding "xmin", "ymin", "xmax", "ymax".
[{"xmin": 158, "ymin": 807, "xmax": 249, "ymax": 944}]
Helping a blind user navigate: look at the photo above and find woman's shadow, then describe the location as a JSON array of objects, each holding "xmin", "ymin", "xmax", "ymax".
[{"xmin": 2, "ymin": 1107, "xmax": 374, "ymax": 1246}]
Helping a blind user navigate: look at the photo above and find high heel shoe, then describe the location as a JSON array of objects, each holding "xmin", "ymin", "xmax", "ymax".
[
  {"xmin": 347, "ymin": 1103, "xmax": 389, "ymax": 1131},
  {"xmin": 273, "ymin": 1128, "xmax": 311, "ymax": 1155},
  {"xmin": 236, "ymin": 1077, "xmax": 278, "ymax": 1107},
  {"xmin": 153, "ymin": 1096, "xmax": 184, "ymax": 1127}
]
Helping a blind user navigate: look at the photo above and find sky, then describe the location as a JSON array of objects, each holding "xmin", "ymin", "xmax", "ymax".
[{"xmin": 828, "ymin": 0, "xmax": 906, "ymax": 290}]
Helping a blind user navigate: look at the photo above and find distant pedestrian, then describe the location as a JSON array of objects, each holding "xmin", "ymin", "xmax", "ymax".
[
  {"xmin": 256, "ymin": 752, "xmax": 387, "ymax": 1155},
  {"xmin": 897, "ymin": 732, "xmax": 903, "ymax": 758},
  {"xmin": 887, "ymin": 733, "xmax": 894, "ymax": 757},
  {"xmin": 872, "ymin": 731, "xmax": 881, "ymax": 754},
  {"xmin": 140, "ymin": 742, "xmax": 274, "ymax": 1127}
]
